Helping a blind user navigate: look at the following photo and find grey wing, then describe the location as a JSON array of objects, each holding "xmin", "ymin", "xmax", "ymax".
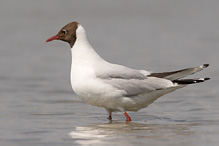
[
  {"xmin": 104, "ymin": 79, "xmax": 153, "ymax": 97},
  {"xmin": 103, "ymin": 77, "xmax": 175, "ymax": 97},
  {"xmin": 95, "ymin": 62, "xmax": 176, "ymax": 97},
  {"xmin": 95, "ymin": 62, "xmax": 147, "ymax": 80}
]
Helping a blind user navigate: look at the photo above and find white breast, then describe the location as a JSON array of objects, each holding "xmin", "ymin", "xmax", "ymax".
[{"xmin": 70, "ymin": 25, "xmax": 125, "ymax": 108}]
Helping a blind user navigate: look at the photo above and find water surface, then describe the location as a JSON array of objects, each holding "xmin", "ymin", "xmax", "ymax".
[{"xmin": 0, "ymin": 0, "xmax": 218, "ymax": 146}]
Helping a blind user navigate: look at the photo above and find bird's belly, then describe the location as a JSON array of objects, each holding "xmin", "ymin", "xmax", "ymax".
[
  {"xmin": 73, "ymin": 86, "xmax": 124, "ymax": 109},
  {"xmin": 71, "ymin": 79, "xmax": 180, "ymax": 111},
  {"xmin": 121, "ymin": 87, "xmax": 182, "ymax": 111},
  {"xmin": 71, "ymin": 76, "xmax": 125, "ymax": 109}
]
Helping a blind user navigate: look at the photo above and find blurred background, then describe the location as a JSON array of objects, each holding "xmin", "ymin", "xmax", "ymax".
[{"xmin": 0, "ymin": 0, "xmax": 218, "ymax": 146}]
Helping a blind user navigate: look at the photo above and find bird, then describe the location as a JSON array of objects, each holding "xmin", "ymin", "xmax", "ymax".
[{"xmin": 46, "ymin": 21, "xmax": 210, "ymax": 121}]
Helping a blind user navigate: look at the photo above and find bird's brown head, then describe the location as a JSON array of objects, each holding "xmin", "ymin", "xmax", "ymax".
[{"xmin": 46, "ymin": 21, "xmax": 79, "ymax": 48}]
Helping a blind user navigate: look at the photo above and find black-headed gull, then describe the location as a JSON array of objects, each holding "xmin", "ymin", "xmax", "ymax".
[{"xmin": 46, "ymin": 22, "xmax": 210, "ymax": 121}]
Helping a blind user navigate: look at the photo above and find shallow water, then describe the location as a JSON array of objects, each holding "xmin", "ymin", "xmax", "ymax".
[{"xmin": 0, "ymin": 0, "xmax": 219, "ymax": 146}]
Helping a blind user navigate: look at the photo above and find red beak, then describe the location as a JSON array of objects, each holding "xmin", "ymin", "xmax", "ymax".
[{"xmin": 46, "ymin": 35, "xmax": 60, "ymax": 42}]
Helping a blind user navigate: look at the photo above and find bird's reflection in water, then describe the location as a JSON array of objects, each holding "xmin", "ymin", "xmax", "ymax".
[{"xmin": 68, "ymin": 120, "xmax": 198, "ymax": 145}]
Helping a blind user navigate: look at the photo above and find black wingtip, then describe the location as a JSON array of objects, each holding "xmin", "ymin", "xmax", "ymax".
[
  {"xmin": 173, "ymin": 77, "xmax": 210, "ymax": 84},
  {"xmin": 204, "ymin": 77, "xmax": 210, "ymax": 81},
  {"xmin": 203, "ymin": 64, "xmax": 209, "ymax": 68}
]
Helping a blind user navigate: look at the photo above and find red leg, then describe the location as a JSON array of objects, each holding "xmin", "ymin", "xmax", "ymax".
[
  {"xmin": 108, "ymin": 114, "xmax": 112, "ymax": 120},
  {"xmin": 123, "ymin": 112, "xmax": 131, "ymax": 121},
  {"xmin": 105, "ymin": 108, "xmax": 112, "ymax": 120}
]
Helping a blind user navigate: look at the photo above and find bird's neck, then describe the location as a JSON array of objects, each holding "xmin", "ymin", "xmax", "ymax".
[{"xmin": 71, "ymin": 25, "xmax": 104, "ymax": 65}]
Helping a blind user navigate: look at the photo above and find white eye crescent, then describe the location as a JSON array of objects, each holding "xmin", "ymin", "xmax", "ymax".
[{"xmin": 62, "ymin": 29, "xmax": 67, "ymax": 35}]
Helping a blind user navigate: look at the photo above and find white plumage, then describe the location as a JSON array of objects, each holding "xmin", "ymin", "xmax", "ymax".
[
  {"xmin": 46, "ymin": 22, "xmax": 210, "ymax": 121},
  {"xmin": 71, "ymin": 25, "xmax": 182, "ymax": 117}
]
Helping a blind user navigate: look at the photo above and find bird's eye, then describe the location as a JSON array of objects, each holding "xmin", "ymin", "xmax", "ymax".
[{"xmin": 62, "ymin": 29, "xmax": 67, "ymax": 35}]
